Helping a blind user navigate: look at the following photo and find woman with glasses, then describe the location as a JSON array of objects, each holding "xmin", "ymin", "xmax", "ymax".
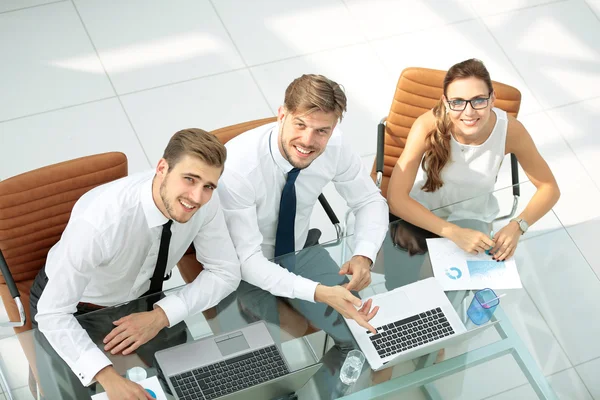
[{"xmin": 386, "ymin": 59, "xmax": 560, "ymax": 261}]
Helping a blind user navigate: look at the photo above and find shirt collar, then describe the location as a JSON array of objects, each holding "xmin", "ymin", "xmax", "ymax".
[
  {"xmin": 140, "ymin": 174, "xmax": 170, "ymax": 229},
  {"xmin": 269, "ymin": 123, "xmax": 295, "ymax": 174}
]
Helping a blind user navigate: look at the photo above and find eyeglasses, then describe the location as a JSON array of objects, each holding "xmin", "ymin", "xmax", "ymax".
[{"xmin": 446, "ymin": 93, "xmax": 492, "ymax": 111}]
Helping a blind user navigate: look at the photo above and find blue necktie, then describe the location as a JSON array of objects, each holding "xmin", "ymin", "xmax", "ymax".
[{"xmin": 274, "ymin": 168, "xmax": 301, "ymax": 270}]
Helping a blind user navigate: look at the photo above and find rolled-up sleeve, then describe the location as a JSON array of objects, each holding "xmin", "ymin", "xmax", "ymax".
[
  {"xmin": 36, "ymin": 220, "xmax": 112, "ymax": 387},
  {"xmin": 333, "ymin": 138, "xmax": 389, "ymax": 263},
  {"xmin": 218, "ymin": 169, "xmax": 318, "ymax": 302},
  {"xmin": 156, "ymin": 191, "xmax": 241, "ymax": 327}
]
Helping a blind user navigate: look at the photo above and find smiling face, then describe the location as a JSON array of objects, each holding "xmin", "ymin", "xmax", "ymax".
[
  {"xmin": 276, "ymin": 107, "xmax": 338, "ymax": 169},
  {"xmin": 444, "ymin": 76, "xmax": 496, "ymax": 141},
  {"xmin": 152, "ymin": 154, "xmax": 222, "ymax": 223}
]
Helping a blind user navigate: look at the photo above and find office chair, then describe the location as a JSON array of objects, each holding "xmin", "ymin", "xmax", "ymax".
[
  {"xmin": 0, "ymin": 152, "xmax": 128, "ymax": 400},
  {"xmin": 177, "ymin": 117, "xmax": 343, "ymax": 341},
  {"xmin": 371, "ymin": 67, "xmax": 522, "ymax": 220}
]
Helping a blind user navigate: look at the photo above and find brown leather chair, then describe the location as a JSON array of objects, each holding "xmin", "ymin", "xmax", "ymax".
[
  {"xmin": 0, "ymin": 152, "xmax": 128, "ymax": 398},
  {"xmin": 177, "ymin": 117, "xmax": 343, "ymax": 338},
  {"xmin": 371, "ymin": 67, "xmax": 522, "ymax": 220}
]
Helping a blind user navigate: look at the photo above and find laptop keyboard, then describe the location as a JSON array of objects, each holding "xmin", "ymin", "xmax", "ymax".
[
  {"xmin": 169, "ymin": 344, "xmax": 289, "ymax": 400},
  {"xmin": 368, "ymin": 307, "xmax": 455, "ymax": 358}
]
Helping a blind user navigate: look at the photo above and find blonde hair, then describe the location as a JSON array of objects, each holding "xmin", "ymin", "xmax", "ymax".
[
  {"xmin": 421, "ymin": 59, "xmax": 494, "ymax": 192},
  {"xmin": 162, "ymin": 128, "xmax": 226, "ymax": 170},
  {"xmin": 284, "ymin": 74, "xmax": 347, "ymax": 121}
]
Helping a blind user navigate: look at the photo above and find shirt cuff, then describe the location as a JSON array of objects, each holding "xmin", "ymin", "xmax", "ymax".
[
  {"xmin": 155, "ymin": 294, "xmax": 188, "ymax": 327},
  {"xmin": 353, "ymin": 241, "xmax": 379, "ymax": 268},
  {"xmin": 74, "ymin": 346, "xmax": 112, "ymax": 387},
  {"xmin": 293, "ymin": 276, "xmax": 319, "ymax": 303}
]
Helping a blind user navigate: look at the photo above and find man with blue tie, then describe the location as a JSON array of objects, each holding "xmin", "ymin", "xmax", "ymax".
[{"xmin": 218, "ymin": 74, "xmax": 389, "ymax": 339}]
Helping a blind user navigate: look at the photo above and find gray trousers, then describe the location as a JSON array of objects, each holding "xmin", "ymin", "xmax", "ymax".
[
  {"xmin": 219, "ymin": 245, "xmax": 356, "ymax": 346},
  {"xmin": 30, "ymin": 269, "xmax": 188, "ymax": 400}
]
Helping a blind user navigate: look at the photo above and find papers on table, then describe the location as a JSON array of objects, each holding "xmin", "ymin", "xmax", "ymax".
[{"xmin": 426, "ymin": 238, "xmax": 522, "ymax": 291}]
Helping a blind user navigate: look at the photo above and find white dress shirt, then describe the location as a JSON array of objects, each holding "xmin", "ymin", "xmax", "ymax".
[
  {"xmin": 218, "ymin": 122, "xmax": 388, "ymax": 302},
  {"xmin": 36, "ymin": 170, "xmax": 241, "ymax": 386}
]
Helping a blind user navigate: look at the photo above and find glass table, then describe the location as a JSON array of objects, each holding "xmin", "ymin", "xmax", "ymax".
[{"xmin": 1, "ymin": 180, "xmax": 587, "ymax": 399}]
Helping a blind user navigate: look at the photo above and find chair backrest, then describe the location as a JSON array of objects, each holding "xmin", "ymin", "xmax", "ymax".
[
  {"xmin": 371, "ymin": 67, "xmax": 522, "ymax": 199},
  {"xmin": 0, "ymin": 152, "xmax": 128, "ymax": 332},
  {"xmin": 211, "ymin": 116, "xmax": 278, "ymax": 145}
]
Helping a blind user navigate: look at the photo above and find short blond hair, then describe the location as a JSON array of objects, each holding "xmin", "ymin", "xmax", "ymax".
[
  {"xmin": 162, "ymin": 128, "xmax": 226, "ymax": 170},
  {"xmin": 284, "ymin": 74, "xmax": 347, "ymax": 122}
]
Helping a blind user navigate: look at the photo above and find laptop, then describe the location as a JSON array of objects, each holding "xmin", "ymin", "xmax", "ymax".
[
  {"xmin": 345, "ymin": 278, "xmax": 498, "ymax": 371},
  {"xmin": 155, "ymin": 321, "xmax": 321, "ymax": 400}
]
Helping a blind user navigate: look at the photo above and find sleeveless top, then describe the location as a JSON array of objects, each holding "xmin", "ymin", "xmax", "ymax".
[{"xmin": 410, "ymin": 108, "xmax": 508, "ymax": 222}]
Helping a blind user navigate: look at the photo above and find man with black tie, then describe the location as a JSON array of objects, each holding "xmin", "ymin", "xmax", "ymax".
[
  {"xmin": 30, "ymin": 129, "xmax": 240, "ymax": 400},
  {"xmin": 218, "ymin": 74, "xmax": 389, "ymax": 342}
]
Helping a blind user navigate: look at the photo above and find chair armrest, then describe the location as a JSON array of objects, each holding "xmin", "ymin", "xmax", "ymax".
[
  {"xmin": 0, "ymin": 296, "xmax": 25, "ymax": 328},
  {"xmin": 511, "ymin": 153, "xmax": 520, "ymax": 197},
  {"xmin": 375, "ymin": 117, "xmax": 386, "ymax": 188},
  {"xmin": 318, "ymin": 194, "xmax": 339, "ymax": 225},
  {"xmin": 0, "ymin": 251, "xmax": 19, "ymax": 299},
  {"xmin": 317, "ymin": 194, "xmax": 343, "ymax": 242},
  {"xmin": 0, "ymin": 251, "xmax": 25, "ymax": 327}
]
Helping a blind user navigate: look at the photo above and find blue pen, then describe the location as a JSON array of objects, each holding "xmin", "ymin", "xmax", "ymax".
[{"xmin": 485, "ymin": 230, "xmax": 494, "ymax": 255}]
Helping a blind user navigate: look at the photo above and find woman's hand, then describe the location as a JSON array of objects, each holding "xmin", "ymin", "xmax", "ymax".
[
  {"xmin": 490, "ymin": 221, "xmax": 522, "ymax": 261},
  {"xmin": 448, "ymin": 226, "xmax": 495, "ymax": 255}
]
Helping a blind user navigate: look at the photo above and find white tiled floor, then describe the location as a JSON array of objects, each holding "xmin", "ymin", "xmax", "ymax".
[
  {"xmin": 1, "ymin": 0, "xmax": 600, "ymax": 398},
  {"xmin": 120, "ymin": 69, "xmax": 273, "ymax": 162},
  {"xmin": 485, "ymin": 367, "xmax": 594, "ymax": 400},
  {"xmin": 0, "ymin": 98, "xmax": 151, "ymax": 179},
  {"xmin": 546, "ymin": 97, "xmax": 600, "ymax": 188},
  {"xmin": 213, "ymin": 0, "xmax": 365, "ymax": 66},
  {"xmin": 483, "ymin": 0, "xmax": 600, "ymax": 109},
  {"xmin": 577, "ymin": 357, "xmax": 600, "ymax": 398},
  {"xmin": 74, "ymin": 0, "xmax": 246, "ymax": 94},
  {"xmin": 344, "ymin": 0, "xmax": 477, "ymax": 40},
  {"xmin": 469, "ymin": 0, "xmax": 564, "ymax": 17},
  {"xmin": 567, "ymin": 217, "xmax": 600, "ymax": 278},
  {"xmin": 516, "ymin": 112, "xmax": 600, "ymax": 227},
  {"xmin": 0, "ymin": 1, "xmax": 114, "ymax": 122},
  {"xmin": 0, "ymin": 337, "xmax": 30, "ymax": 390},
  {"xmin": 0, "ymin": 0, "xmax": 58, "ymax": 13}
]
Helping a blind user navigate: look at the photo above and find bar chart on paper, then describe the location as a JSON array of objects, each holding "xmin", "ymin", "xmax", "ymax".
[{"xmin": 427, "ymin": 238, "xmax": 523, "ymax": 291}]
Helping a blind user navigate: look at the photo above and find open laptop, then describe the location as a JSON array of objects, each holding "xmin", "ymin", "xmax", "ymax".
[
  {"xmin": 345, "ymin": 277, "xmax": 498, "ymax": 371},
  {"xmin": 155, "ymin": 321, "xmax": 321, "ymax": 400}
]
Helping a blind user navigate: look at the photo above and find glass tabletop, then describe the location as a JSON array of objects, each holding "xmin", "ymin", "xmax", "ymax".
[{"xmin": 1, "ymin": 180, "xmax": 594, "ymax": 399}]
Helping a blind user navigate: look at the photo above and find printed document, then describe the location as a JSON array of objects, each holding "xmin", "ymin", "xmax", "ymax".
[{"xmin": 426, "ymin": 238, "xmax": 522, "ymax": 291}]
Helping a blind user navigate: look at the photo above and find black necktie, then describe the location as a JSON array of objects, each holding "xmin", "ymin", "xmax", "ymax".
[
  {"xmin": 148, "ymin": 220, "xmax": 173, "ymax": 295},
  {"xmin": 274, "ymin": 168, "xmax": 300, "ymax": 270}
]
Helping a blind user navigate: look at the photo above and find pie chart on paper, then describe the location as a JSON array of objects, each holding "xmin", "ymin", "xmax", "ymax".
[{"xmin": 445, "ymin": 267, "xmax": 463, "ymax": 280}]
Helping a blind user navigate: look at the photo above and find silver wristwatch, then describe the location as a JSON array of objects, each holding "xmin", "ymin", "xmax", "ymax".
[{"xmin": 510, "ymin": 217, "xmax": 529, "ymax": 234}]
